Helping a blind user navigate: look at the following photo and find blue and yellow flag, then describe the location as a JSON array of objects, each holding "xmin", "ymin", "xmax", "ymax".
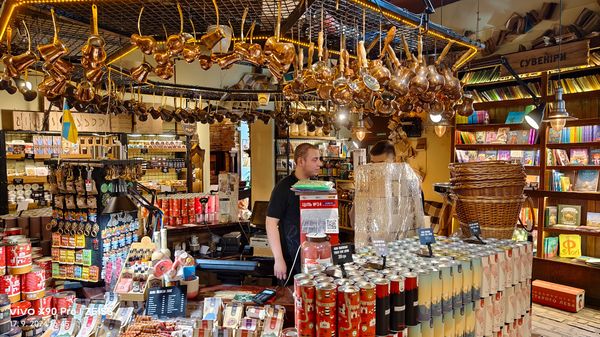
[{"xmin": 62, "ymin": 99, "xmax": 78, "ymax": 143}]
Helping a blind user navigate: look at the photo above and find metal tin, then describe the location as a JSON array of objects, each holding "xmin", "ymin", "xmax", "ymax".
[
  {"xmin": 454, "ymin": 306, "xmax": 466, "ymax": 337},
  {"xmin": 442, "ymin": 311, "xmax": 455, "ymax": 337},
  {"xmin": 438, "ymin": 263, "xmax": 452, "ymax": 314},
  {"xmin": 493, "ymin": 248, "xmax": 505, "ymax": 293},
  {"xmin": 449, "ymin": 260, "xmax": 463, "ymax": 309},
  {"xmin": 406, "ymin": 324, "xmax": 420, "ymax": 337},
  {"xmin": 457, "ymin": 257, "xmax": 473, "ymax": 304},
  {"xmin": 295, "ymin": 279, "xmax": 316, "ymax": 337},
  {"xmin": 358, "ymin": 281, "xmax": 376, "ymax": 337},
  {"xmin": 283, "ymin": 328, "xmax": 298, "ymax": 337},
  {"xmin": 6, "ymin": 239, "xmax": 32, "ymax": 275},
  {"xmin": 403, "ymin": 272, "xmax": 418, "ymax": 327},
  {"xmin": 416, "ymin": 269, "xmax": 431, "ymax": 323},
  {"xmin": 315, "ymin": 282, "xmax": 336, "ymax": 337},
  {"xmin": 464, "ymin": 301, "xmax": 475, "ymax": 337},
  {"xmin": 504, "ymin": 286, "xmax": 515, "ymax": 325},
  {"xmin": 499, "ymin": 246, "xmax": 514, "ymax": 289},
  {"xmin": 31, "ymin": 295, "xmax": 52, "ymax": 318},
  {"xmin": 294, "ymin": 273, "xmax": 312, "ymax": 296},
  {"xmin": 1, "ymin": 274, "xmax": 20, "ymax": 303},
  {"xmin": 432, "ymin": 315, "xmax": 443, "ymax": 337},
  {"xmin": 314, "ymin": 276, "xmax": 334, "ymax": 284},
  {"xmin": 485, "ymin": 296, "xmax": 494, "ymax": 336},
  {"xmin": 429, "ymin": 267, "xmax": 442, "ymax": 318},
  {"xmin": 338, "ymin": 285, "xmax": 361, "ymax": 337},
  {"xmin": 53, "ymin": 291, "xmax": 76, "ymax": 316},
  {"xmin": 420, "ymin": 319, "xmax": 433, "ymax": 337},
  {"xmin": 0, "ymin": 244, "xmax": 5, "ymax": 276},
  {"xmin": 373, "ymin": 278, "xmax": 390, "ymax": 337},
  {"xmin": 388, "ymin": 274, "xmax": 405, "ymax": 333},
  {"xmin": 21, "ymin": 266, "xmax": 45, "ymax": 301},
  {"xmin": 470, "ymin": 254, "xmax": 483, "ymax": 300},
  {"xmin": 475, "ymin": 298, "xmax": 486, "ymax": 337}
]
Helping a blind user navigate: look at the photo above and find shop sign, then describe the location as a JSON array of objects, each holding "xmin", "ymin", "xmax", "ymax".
[{"xmin": 500, "ymin": 40, "xmax": 589, "ymax": 76}]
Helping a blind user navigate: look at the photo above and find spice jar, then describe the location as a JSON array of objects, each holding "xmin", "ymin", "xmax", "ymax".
[{"xmin": 301, "ymin": 233, "xmax": 333, "ymax": 273}]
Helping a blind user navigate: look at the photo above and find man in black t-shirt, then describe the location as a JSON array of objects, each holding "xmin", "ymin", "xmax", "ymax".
[{"xmin": 266, "ymin": 143, "xmax": 322, "ymax": 280}]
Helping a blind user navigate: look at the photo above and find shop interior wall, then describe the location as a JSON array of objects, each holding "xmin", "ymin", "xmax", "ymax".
[{"xmin": 250, "ymin": 120, "xmax": 275, "ymax": 204}]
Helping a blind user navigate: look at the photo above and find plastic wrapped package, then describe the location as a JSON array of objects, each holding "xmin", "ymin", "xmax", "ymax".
[{"xmin": 353, "ymin": 163, "xmax": 425, "ymax": 248}]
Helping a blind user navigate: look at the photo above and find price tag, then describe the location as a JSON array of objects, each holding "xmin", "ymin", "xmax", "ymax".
[
  {"xmin": 372, "ymin": 240, "xmax": 388, "ymax": 257},
  {"xmin": 331, "ymin": 244, "xmax": 354, "ymax": 265},
  {"xmin": 146, "ymin": 286, "xmax": 187, "ymax": 318},
  {"xmin": 13, "ymin": 178, "xmax": 23, "ymax": 184},
  {"xmin": 141, "ymin": 148, "xmax": 149, "ymax": 154},
  {"xmin": 51, "ymin": 153, "xmax": 59, "ymax": 159},
  {"xmin": 469, "ymin": 222, "xmax": 481, "ymax": 237},
  {"xmin": 24, "ymin": 153, "xmax": 35, "ymax": 160},
  {"xmin": 418, "ymin": 228, "xmax": 436, "ymax": 245},
  {"xmin": 17, "ymin": 200, "xmax": 29, "ymax": 213}
]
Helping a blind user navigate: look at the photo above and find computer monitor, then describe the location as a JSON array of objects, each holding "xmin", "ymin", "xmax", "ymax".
[{"xmin": 250, "ymin": 201, "xmax": 269, "ymax": 229}]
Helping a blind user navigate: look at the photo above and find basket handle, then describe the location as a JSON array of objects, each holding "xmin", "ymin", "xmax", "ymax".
[{"xmin": 519, "ymin": 196, "xmax": 537, "ymax": 232}]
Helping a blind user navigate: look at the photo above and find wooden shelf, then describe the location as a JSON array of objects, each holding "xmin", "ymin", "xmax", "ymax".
[
  {"xmin": 129, "ymin": 148, "xmax": 187, "ymax": 153},
  {"xmin": 546, "ymin": 165, "xmax": 600, "ymax": 170},
  {"xmin": 61, "ymin": 154, "xmax": 92, "ymax": 159},
  {"xmin": 339, "ymin": 226, "xmax": 354, "ymax": 232},
  {"xmin": 336, "ymin": 179, "xmax": 354, "ymax": 183},
  {"xmin": 277, "ymin": 136, "xmax": 336, "ymax": 141},
  {"xmin": 544, "ymin": 227, "xmax": 600, "ymax": 237},
  {"xmin": 9, "ymin": 176, "xmax": 47, "ymax": 184},
  {"xmin": 455, "ymin": 123, "xmax": 533, "ymax": 131},
  {"xmin": 524, "ymin": 166, "xmax": 541, "ymax": 170},
  {"xmin": 473, "ymin": 98, "xmax": 534, "ymax": 109},
  {"xmin": 534, "ymin": 256, "xmax": 600, "ymax": 270},
  {"xmin": 455, "ymin": 143, "xmax": 538, "ymax": 150},
  {"xmin": 525, "ymin": 189, "xmax": 600, "ymax": 200},
  {"xmin": 546, "ymin": 142, "xmax": 600, "ymax": 149}
]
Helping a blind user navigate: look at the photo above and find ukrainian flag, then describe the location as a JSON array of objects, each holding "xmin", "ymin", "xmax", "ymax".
[{"xmin": 62, "ymin": 99, "xmax": 78, "ymax": 143}]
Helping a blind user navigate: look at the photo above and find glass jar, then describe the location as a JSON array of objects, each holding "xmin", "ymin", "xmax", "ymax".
[{"xmin": 301, "ymin": 233, "xmax": 333, "ymax": 273}]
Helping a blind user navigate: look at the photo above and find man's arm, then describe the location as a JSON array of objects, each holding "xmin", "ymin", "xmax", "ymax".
[{"xmin": 266, "ymin": 216, "xmax": 287, "ymax": 280}]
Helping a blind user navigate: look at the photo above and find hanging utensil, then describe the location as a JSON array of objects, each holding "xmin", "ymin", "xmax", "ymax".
[
  {"xmin": 130, "ymin": 6, "xmax": 156, "ymax": 55},
  {"xmin": 199, "ymin": 0, "xmax": 224, "ymax": 50},
  {"xmin": 81, "ymin": 5, "xmax": 107, "ymax": 67},
  {"xmin": 166, "ymin": 3, "xmax": 187, "ymax": 56},
  {"xmin": 409, "ymin": 33, "xmax": 429, "ymax": 95},
  {"xmin": 5, "ymin": 21, "xmax": 38, "ymax": 77},
  {"xmin": 38, "ymin": 8, "xmax": 68, "ymax": 63},
  {"xmin": 332, "ymin": 49, "xmax": 353, "ymax": 106}
]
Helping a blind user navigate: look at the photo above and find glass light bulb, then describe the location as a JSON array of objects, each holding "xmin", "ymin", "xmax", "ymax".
[
  {"xmin": 430, "ymin": 113, "xmax": 443, "ymax": 123},
  {"xmin": 338, "ymin": 112, "xmax": 347, "ymax": 121},
  {"xmin": 355, "ymin": 130, "xmax": 366, "ymax": 141},
  {"xmin": 434, "ymin": 125, "xmax": 447, "ymax": 137},
  {"xmin": 550, "ymin": 118, "xmax": 566, "ymax": 131}
]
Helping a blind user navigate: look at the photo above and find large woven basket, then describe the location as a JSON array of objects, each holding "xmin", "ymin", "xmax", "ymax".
[
  {"xmin": 453, "ymin": 195, "xmax": 527, "ymax": 239},
  {"xmin": 452, "ymin": 179, "xmax": 525, "ymax": 198}
]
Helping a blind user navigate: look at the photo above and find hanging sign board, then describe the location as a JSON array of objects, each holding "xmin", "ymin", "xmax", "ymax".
[{"xmin": 500, "ymin": 40, "xmax": 589, "ymax": 76}]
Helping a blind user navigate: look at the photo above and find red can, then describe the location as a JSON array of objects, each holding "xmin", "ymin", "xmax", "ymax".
[
  {"xmin": 4, "ymin": 228, "xmax": 21, "ymax": 236},
  {"xmin": 403, "ymin": 272, "xmax": 418, "ymax": 327},
  {"xmin": 170, "ymin": 198, "xmax": 181, "ymax": 217},
  {"xmin": 338, "ymin": 284, "xmax": 361, "ymax": 337},
  {"xmin": 374, "ymin": 278, "xmax": 391, "ymax": 337},
  {"xmin": 296, "ymin": 279, "xmax": 316, "ymax": 337},
  {"xmin": 6, "ymin": 239, "xmax": 32, "ymax": 275},
  {"xmin": 34, "ymin": 257, "xmax": 52, "ymax": 281},
  {"xmin": 315, "ymin": 282, "xmax": 336, "ymax": 337},
  {"xmin": 389, "ymin": 274, "xmax": 406, "ymax": 333},
  {"xmin": 31, "ymin": 295, "xmax": 52, "ymax": 317},
  {"xmin": 294, "ymin": 273, "xmax": 311, "ymax": 296},
  {"xmin": 1, "ymin": 275, "xmax": 20, "ymax": 303},
  {"xmin": 53, "ymin": 291, "xmax": 75, "ymax": 316},
  {"xmin": 0, "ymin": 244, "xmax": 5, "ymax": 276},
  {"xmin": 21, "ymin": 266, "xmax": 45, "ymax": 301},
  {"xmin": 358, "ymin": 281, "xmax": 376, "ymax": 337}
]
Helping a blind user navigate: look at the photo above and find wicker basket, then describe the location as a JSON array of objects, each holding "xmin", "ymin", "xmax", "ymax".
[
  {"xmin": 452, "ymin": 195, "xmax": 527, "ymax": 239},
  {"xmin": 452, "ymin": 180, "xmax": 525, "ymax": 198}
]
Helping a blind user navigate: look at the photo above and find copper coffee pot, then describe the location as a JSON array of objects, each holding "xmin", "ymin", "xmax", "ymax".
[
  {"xmin": 81, "ymin": 5, "xmax": 107, "ymax": 65},
  {"xmin": 154, "ymin": 61, "xmax": 174, "ymax": 80},
  {"xmin": 199, "ymin": 0, "xmax": 224, "ymax": 50},
  {"xmin": 331, "ymin": 49, "xmax": 353, "ymax": 106},
  {"xmin": 130, "ymin": 6, "xmax": 156, "ymax": 55},
  {"xmin": 38, "ymin": 76, "xmax": 67, "ymax": 99},
  {"xmin": 4, "ymin": 23, "xmax": 38, "ymax": 78},
  {"xmin": 130, "ymin": 60, "xmax": 153, "ymax": 83},
  {"xmin": 165, "ymin": 3, "xmax": 187, "ymax": 56},
  {"xmin": 44, "ymin": 58, "xmax": 74, "ymax": 82},
  {"xmin": 182, "ymin": 19, "xmax": 201, "ymax": 63},
  {"xmin": 302, "ymin": 42, "xmax": 317, "ymax": 90},
  {"xmin": 311, "ymin": 32, "xmax": 333, "ymax": 84},
  {"xmin": 409, "ymin": 34, "xmax": 429, "ymax": 95},
  {"xmin": 38, "ymin": 10, "xmax": 68, "ymax": 63},
  {"xmin": 386, "ymin": 44, "xmax": 413, "ymax": 97},
  {"xmin": 369, "ymin": 27, "xmax": 396, "ymax": 87},
  {"xmin": 264, "ymin": 0, "xmax": 295, "ymax": 75},
  {"xmin": 75, "ymin": 81, "xmax": 95, "ymax": 103},
  {"xmin": 85, "ymin": 65, "xmax": 106, "ymax": 84}
]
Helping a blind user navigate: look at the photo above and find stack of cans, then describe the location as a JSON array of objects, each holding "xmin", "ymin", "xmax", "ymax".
[{"xmin": 293, "ymin": 237, "xmax": 533, "ymax": 337}]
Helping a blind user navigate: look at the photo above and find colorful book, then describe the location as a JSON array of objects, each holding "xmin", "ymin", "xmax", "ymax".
[
  {"xmin": 485, "ymin": 131, "xmax": 497, "ymax": 143},
  {"xmin": 455, "ymin": 150, "xmax": 469, "ymax": 163},
  {"xmin": 498, "ymin": 150, "xmax": 511, "ymax": 161},
  {"xmin": 466, "ymin": 151, "xmax": 478, "ymax": 162},
  {"xmin": 482, "ymin": 150, "xmax": 498, "ymax": 161},
  {"xmin": 546, "ymin": 149, "xmax": 556, "ymax": 166},
  {"xmin": 495, "ymin": 127, "xmax": 510, "ymax": 144},
  {"xmin": 507, "ymin": 131, "xmax": 519, "ymax": 144},
  {"xmin": 522, "ymin": 151, "xmax": 536, "ymax": 166},
  {"xmin": 475, "ymin": 132, "xmax": 486, "ymax": 144},
  {"xmin": 558, "ymin": 204, "xmax": 582, "ymax": 226},
  {"xmin": 505, "ymin": 111, "xmax": 526, "ymax": 124},
  {"xmin": 545, "ymin": 206, "xmax": 558, "ymax": 227},
  {"xmin": 587, "ymin": 212, "xmax": 600, "ymax": 227},
  {"xmin": 559, "ymin": 234, "xmax": 582, "ymax": 258},
  {"xmin": 574, "ymin": 170, "xmax": 599, "ymax": 192},
  {"xmin": 594, "ymin": 125, "xmax": 600, "ymax": 141},
  {"xmin": 569, "ymin": 149, "xmax": 589, "ymax": 165},
  {"xmin": 554, "ymin": 149, "xmax": 570, "ymax": 166},
  {"xmin": 548, "ymin": 128, "xmax": 562, "ymax": 144},
  {"xmin": 590, "ymin": 149, "xmax": 600, "ymax": 165},
  {"xmin": 544, "ymin": 237, "xmax": 559, "ymax": 258}
]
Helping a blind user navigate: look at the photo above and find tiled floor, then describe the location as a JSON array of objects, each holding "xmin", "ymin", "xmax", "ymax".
[{"xmin": 532, "ymin": 303, "xmax": 600, "ymax": 337}]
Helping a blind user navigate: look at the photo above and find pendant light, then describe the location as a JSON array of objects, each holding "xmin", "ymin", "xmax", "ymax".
[
  {"xmin": 544, "ymin": 0, "xmax": 576, "ymax": 131},
  {"xmin": 352, "ymin": 111, "xmax": 369, "ymax": 141},
  {"xmin": 434, "ymin": 125, "xmax": 447, "ymax": 137}
]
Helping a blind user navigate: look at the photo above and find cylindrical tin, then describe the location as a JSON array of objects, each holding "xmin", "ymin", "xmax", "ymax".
[
  {"xmin": 485, "ymin": 296, "xmax": 494, "ymax": 336},
  {"xmin": 0, "ymin": 244, "xmax": 5, "ymax": 277},
  {"xmin": 374, "ymin": 278, "xmax": 390, "ymax": 337},
  {"xmin": 470, "ymin": 254, "xmax": 483, "ymax": 300},
  {"xmin": 432, "ymin": 315, "xmax": 443, "ymax": 337},
  {"xmin": 33, "ymin": 258, "xmax": 52, "ymax": 283},
  {"xmin": 504, "ymin": 286, "xmax": 515, "ymax": 325},
  {"xmin": 21, "ymin": 266, "xmax": 45, "ymax": 301},
  {"xmin": 6, "ymin": 239, "xmax": 32, "ymax": 275},
  {"xmin": 416, "ymin": 269, "xmax": 431, "ymax": 323},
  {"xmin": 294, "ymin": 273, "xmax": 311, "ymax": 296},
  {"xmin": 493, "ymin": 248, "xmax": 505, "ymax": 293},
  {"xmin": 314, "ymin": 276, "xmax": 334, "ymax": 284},
  {"xmin": 4, "ymin": 229, "xmax": 21, "ymax": 237},
  {"xmin": 282, "ymin": 328, "xmax": 298, "ymax": 337},
  {"xmin": 438, "ymin": 263, "xmax": 452, "ymax": 314},
  {"xmin": 389, "ymin": 274, "xmax": 405, "ymax": 333},
  {"xmin": 53, "ymin": 291, "xmax": 75, "ymax": 316},
  {"xmin": 454, "ymin": 306, "xmax": 465, "ymax": 337},
  {"xmin": 0, "ymin": 294, "xmax": 11, "ymax": 334},
  {"xmin": 1, "ymin": 274, "xmax": 20, "ymax": 303},
  {"xmin": 519, "ymin": 244, "xmax": 528, "ymax": 284},
  {"xmin": 429, "ymin": 268, "xmax": 442, "ymax": 318},
  {"xmin": 475, "ymin": 298, "xmax": 485, "ymax": 337},
  {"xmin": 21, "ymin": 315, "xmax": 44, "ymax": 336},
  {"xmin": 464, "ymin": 301, "xmax": 475, "ymax": 337},
  {"xmin": 420, "ymin": 319, "xmax": 433, "ymax": 337},
  {"xmin": 295, "ymin": 279, "xmax": 316, "ymax": 337},
  {"xmin": 449, "ymin": 260, "xmax": 462, "ymax": 309},
  {"xmin": 315, "ymin": 282, "xmax": 336, "ymax": 337},
  {"xmin": 406, "ymin": 324, "xmax": 421, "ymax": 337},
  {"xmin": 338, "ymin": 285, "xmax": 361, "ymax": 337},
  {"xmin": 497, "ymin": 247, "xmax": 511, "ymax": 290},
  {"xmin": 442, "ymin": 311, "xmax": 455, "ymax": 337},
  {"xmin": 403, "ymin": 272, "xmax": 418, "ymax": 327},
  {"xmin": 358, "ymin": 281, "xmax": 376, "ymax": 337},
  {"xmin": 457, "ymin": 257, "xmax": 473, "ymax": 304},
  {"xmin": 31, "ymin": 295, "xmax": 52, "ymax": 318}
]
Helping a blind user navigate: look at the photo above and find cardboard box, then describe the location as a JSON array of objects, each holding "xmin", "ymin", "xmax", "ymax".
[{"xmin": 532, "ymin": 280, "xmax": 584, "ymax": 312}]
